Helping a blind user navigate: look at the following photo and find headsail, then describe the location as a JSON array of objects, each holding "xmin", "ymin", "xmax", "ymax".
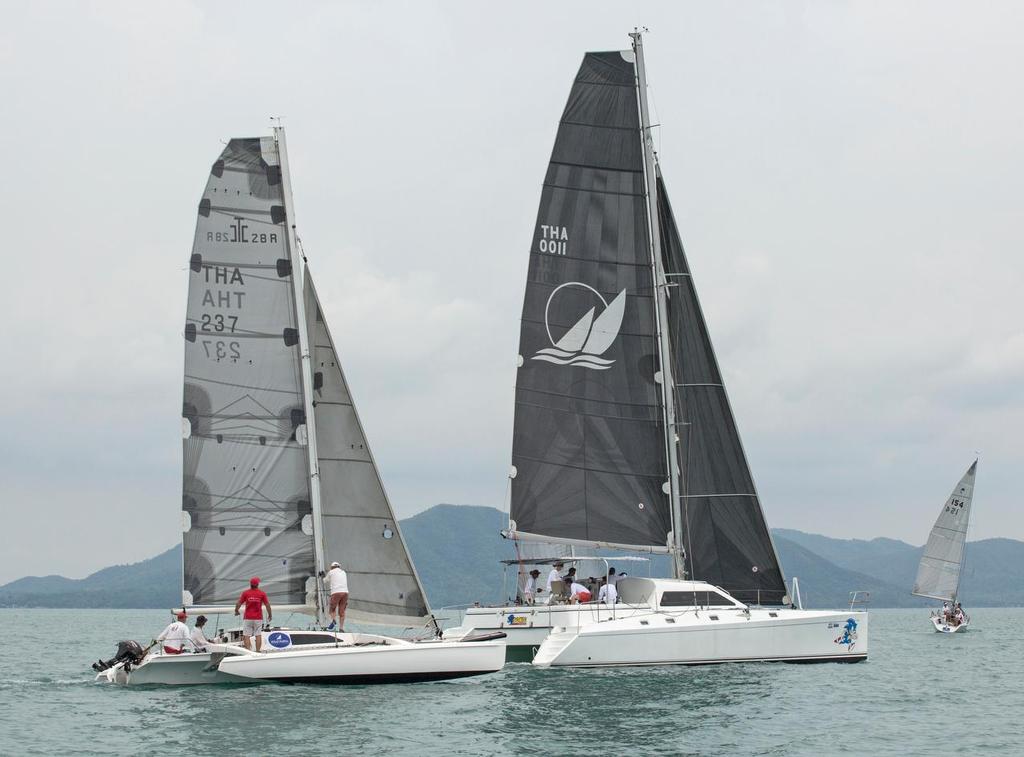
[
  {"xmin": 913, "ymin": 460, "xmax": 977, "ymax": 602},
  {"xmin": 508, "ymin": 50, "xmax": 673, "ymax": 552},
  {"xmin": 304, "ymin": 271, "xmax": 433, "ymax": 627},
  {"xmin": 657, "ymin": 172, "xmax": 787, "ymax": 605},
  {"xmin": 182, "ymin": 137, "xmax": 315, "ymax": 610}
]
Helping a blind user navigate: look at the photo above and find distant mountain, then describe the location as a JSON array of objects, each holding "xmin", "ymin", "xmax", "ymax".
[
  {"xmin": 2, "ymin": 505, "xmax": 1021, "ymax": 609},
  {"xmin": 775, "ymin": 528, "xmax": 1024, "ymax": 608}
]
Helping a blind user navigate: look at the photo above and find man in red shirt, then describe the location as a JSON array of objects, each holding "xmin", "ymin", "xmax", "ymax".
[{"xmin": 234, "ymin": 577, "xmax": 272, "ymax": 652}]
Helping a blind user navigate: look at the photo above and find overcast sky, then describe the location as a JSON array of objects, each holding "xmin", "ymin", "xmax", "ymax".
[{"xmin": 2, "ymin": 1, "xmax": 1021, "ymax": 583}]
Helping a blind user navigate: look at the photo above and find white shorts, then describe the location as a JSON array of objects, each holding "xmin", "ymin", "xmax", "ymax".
[{"xmin": 242, "ymin": 618, "xmax": 263, "ymax": 637}]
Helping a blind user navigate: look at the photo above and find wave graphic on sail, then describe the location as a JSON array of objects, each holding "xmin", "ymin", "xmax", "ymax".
[{"xmin": 532, "ymin": 286, "xmax": 626, "ymax": 370}]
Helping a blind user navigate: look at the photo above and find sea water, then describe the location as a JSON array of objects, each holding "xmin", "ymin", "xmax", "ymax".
[{"xmin": 1, "ymin": 607, "xmax": 1021, "ymax": 756}]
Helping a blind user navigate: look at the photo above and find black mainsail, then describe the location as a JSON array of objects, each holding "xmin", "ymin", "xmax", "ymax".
[
  {"xmin": 509, "ymin": 51, "xmax": 672, "ymax": 552},
  {"xmin": 508, "ymin": 39, "xmax": 787, "ymax": 604}
]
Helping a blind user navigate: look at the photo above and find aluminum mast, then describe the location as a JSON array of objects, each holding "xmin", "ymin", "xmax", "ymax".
[
  {"xmin": 631, "ymin": 30, "xmax": 686, "ymax": 579},
  {"xmin": 275, "ymin": 125, "xmax": 327, "ymax": 619}
]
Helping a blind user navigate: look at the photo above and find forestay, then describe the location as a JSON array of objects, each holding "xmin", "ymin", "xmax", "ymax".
[
  {"xmin": 509, "ymin": 50, "xmax": 673, "ymax": 552},
  {"xmin": 656, "ymin": 172, "xmax": 787, "ymax": 605},
  {"xmin": 304, "ymin": 271, "xmax": 432, "ymax": 627},
  {"xmin": 913, "ymin": 460, "xmax": 977, "ymax": 602},
  {"xmin": 182, "ymin": 137, "xmax": 315, "ymax": 609}
]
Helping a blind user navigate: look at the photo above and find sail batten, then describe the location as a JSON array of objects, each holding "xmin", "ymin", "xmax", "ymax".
[{"xmin": 913, "ymin": 461, "xmax": 976, "ymax": 602}]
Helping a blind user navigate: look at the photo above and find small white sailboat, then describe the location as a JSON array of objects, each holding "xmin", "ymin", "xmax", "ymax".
[
  {"xmin": 446, "ymin": 31, "xmax": 868, "ymax": 667},
  {"xmin": 912, "ymin": 460, "xmax": 977, "ymax": 633},
  {"xmin": 94, "ymin": 129, "xmax": 504, "ymax": 684}
]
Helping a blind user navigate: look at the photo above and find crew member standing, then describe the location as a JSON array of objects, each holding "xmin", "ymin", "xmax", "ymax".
[
  {"xmin": 234, "ymin": 577, "xmax": 272, "ymax": 652},
  {"xmin": 523, "ymin": 569, "xmax": 541, "ymax": 605},
  {"xmin": 157, "ymin": 611, "xmax": 191, "ymax": 654},
  {"xmin": 546, "ymin": 561, "xmax": 564, "ymax": 594},
  {"xmin": 324, "ymin": 561, "xmax": 349, "ymax": 631}
]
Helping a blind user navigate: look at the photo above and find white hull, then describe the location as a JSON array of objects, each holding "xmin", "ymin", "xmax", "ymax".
[
  {"xmin": 533, "ymin": 607, "xmax": 868, "ymax": 667},
  {"xmin": 932, "ymin": 615, "xmax": 970, "ymax": 634},
  {"xmin": 217, "ymin": 633, "xmax": 506, "ymax": 684},
  {"xmin": 445, "ymin": 601, "xmax": 653, "ymax": 661},
  {"xmin": 95, "ymin": 644, "xmax": 251, "ymax": 686}
]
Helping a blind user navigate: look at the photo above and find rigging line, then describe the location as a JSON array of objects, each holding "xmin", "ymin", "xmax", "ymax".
[
  {"xmin": 527, "ymin": 249, "xmax": 658, "ymax": 272},
  {"xmin": 558, "ymin": 119, "xmax": 643, "ymax": 133}
]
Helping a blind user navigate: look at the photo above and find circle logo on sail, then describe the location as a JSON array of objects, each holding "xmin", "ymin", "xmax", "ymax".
[{"xmin": 532, "ymin": 283, "xmax": 627, "ymax": 370}]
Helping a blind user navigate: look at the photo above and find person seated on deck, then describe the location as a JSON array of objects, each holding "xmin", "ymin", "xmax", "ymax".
[
  {"xmin": 190, "ymin": 615, "xmax": 210, "ymax": 652},
  {"xmin": 523, "ymin": 569, "xmax": 541, "ymax": 605},
  {"xmin": 598, "ymin": 577, "xmax": 618, "ymax": 606},
  {"xmin": 157, "ymin": 611, "xmax": 191, "ymax": 654},
  {"xmin": 568, "ymin": 581, "xmax": 592, "ymax": 604}
]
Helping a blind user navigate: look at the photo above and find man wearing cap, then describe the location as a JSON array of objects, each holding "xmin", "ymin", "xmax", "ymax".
[
  {"xmin": 323, "ymin": 561, "xmax": 349, "ymax": 631},
  {"xmin": 190, "ymin": 615, "xmax": 210, "ymax": 652},
  {"xmin": 156, "ymin": 611, "xmax": 191, "ymax": 655},
  {"xmin": 234, "ymin": 577, "xmax": 272, "ymax": 652},
  {"xmin": 523, "ymin": 569, "xmax": 541, "ymax": 605}
]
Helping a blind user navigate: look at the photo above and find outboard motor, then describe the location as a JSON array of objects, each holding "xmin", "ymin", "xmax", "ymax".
[{"xmin": 92, "ymin": 640, "xmax": 146, "ymax": 672}]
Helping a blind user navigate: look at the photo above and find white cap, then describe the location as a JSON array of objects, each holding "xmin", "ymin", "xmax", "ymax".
[{"xmin": 330, "ymin": 561, "xmax": 341, "ymax": 568}]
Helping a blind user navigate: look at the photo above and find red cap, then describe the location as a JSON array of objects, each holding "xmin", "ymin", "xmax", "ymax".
[
  {"xmin": 176, "ymin": 611, "xmax": 187, "ymax": 621},
  {"xmin": 250, "ymin": 577, "xmax": 260, "ymax": 586}
]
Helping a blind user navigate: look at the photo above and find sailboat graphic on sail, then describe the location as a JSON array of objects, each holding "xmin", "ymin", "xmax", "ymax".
[{"xmin": 447, "ymin": 30, "xmax": 870, "ymax": 666}]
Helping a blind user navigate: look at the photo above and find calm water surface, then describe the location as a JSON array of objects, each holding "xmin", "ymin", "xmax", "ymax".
[{"xmin": 1, "ymin": 608, "xmax": 1021, "ymax": 756}]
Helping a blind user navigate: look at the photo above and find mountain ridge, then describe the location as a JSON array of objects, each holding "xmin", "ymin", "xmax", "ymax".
[{"xmin": 3, "ymin": 505, "xmax": 1021, "ymax": 610}]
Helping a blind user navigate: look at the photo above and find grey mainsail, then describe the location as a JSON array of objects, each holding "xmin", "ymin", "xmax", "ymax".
[
  {"xmin": 182, "ymin": 137, "xmax": 315, "ymax": 609},
  {"xmin": 913, "ymin": 460, "xmax": 977, "ymax": 602},
  {"xmin": 657, "ymin": 173, "xmax": 787, "ymax": 604},
  {"xmin": 304, "ymin": 270, "xmax": 432, "ymax": 627},
  {"xmin": 508, "ymin": 51, "xmax": 673, "ymax": 552}
]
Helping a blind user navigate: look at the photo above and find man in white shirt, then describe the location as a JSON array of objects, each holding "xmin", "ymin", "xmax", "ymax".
[
  {"xmin": 157, "ymin": 611, "xmax": 191, "ymax": 654},
  {"xmin": 598, "ymin": 578, "xmax": 618, "ymax": 606},
  {"xmin": 324, "ymin": 561, "xmax": 349, "ymax": 631},
  {"xmin": 522, "ymin": 569, "xmax": 541, "ymax": 605},
  {"xmin": 546, "ymin": 562, "xmax": 565, "ymax": 594},
  {"xmin": 190, "ymin": 615, "xmax": 210, "ymax": 652}
]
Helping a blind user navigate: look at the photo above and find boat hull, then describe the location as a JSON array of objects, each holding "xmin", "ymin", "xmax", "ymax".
[
  {"xmin": 96, "ymin": 649, "xmax": 250, "ymax": 686},
  {"xmin": 532, "ymin": 608, "xmax": 869, "ymax": 668},
  {"xmin": 217, "ymin": 638, "xmax": 506, "ymax": 684},
  {"xmin": 445, "ymin": 603, "xmax": 652, "ymax": 662},
  {"xmin": 932, "ymin": 615, "xmax": 970, "ymax": 633}
]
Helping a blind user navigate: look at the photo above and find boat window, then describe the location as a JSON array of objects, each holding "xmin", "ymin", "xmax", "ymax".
[
  {"xmin": 769, "ymin": 612, "xmax": 778, "ymax": 618},
  {"xmin": 660, "ymin": 590, "xmax": 736, "ymax": 608},
  {"xmin": 665, "ymin": 618, "xmax": 676, "ymax": 623},
  {"xmin": 287, "ymin": 633, "xmax": 339, "ymax": 646},
  {"xmin": 709, "ymin": 615, "xmax": 719, "ymax": 621},
  {"xmin": 639, "ymin": 620, "xmax": 649, "ymax": 626}
]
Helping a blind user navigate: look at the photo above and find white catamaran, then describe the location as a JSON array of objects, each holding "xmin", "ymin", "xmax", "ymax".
[
  {"xmin": 445, "ymin": 32, "xmax": 869, "ymax": 667},
  {"xmin": 912, "ymin": 460, "xmax": 978, "ymax": 634},
  {"xmin": 94, "ymin": 128, "xmax": 504, "ymax": 684}
]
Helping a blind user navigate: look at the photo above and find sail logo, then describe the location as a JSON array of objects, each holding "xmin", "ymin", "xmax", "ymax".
[{"xmin": 532, "ymin": 282, "xmax": 626, "ymax": 370}]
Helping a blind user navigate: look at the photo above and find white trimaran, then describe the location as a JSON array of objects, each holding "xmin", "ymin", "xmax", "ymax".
[
  {"xmin": 912, "ymin": 460, "xmax": 978, "ymax": 634},
  {"xmin": 95, "ymin": 128, "xmax": 504, "ymax": 685},
  {"xmin": 445, "ymin": 31, "xmax": 869, "ymax": 666}
]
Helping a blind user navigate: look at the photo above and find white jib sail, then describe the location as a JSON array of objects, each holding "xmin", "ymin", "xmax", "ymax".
[{"xmin": 912, "ymin": 460, "xmax": 977, "ymax": 601}]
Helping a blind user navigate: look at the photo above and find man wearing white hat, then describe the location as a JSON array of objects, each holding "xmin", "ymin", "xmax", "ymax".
[{"xmin": 324, "ymin": 561, "xmax": 349, "ymax": 631}]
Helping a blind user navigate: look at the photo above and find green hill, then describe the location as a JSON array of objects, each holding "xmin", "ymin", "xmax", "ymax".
[{"xmin": 2, "ymin": 506, "xmax": 1020, "ymax": 609}]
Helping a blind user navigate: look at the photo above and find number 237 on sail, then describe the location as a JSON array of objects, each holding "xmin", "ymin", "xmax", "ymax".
[{"xmin": 201, "ymin": 339, "xmax": 240, "ymax": 361}]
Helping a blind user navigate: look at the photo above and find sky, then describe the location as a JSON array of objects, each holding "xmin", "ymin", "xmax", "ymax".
[{"xmin": 1, "ymin": 1, "xmax": 1022, "ymax": 583}]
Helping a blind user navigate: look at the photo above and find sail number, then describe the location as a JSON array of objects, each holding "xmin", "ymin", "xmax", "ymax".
[
  {"xmin": 945, "ymin": 498, "xmax": 966, "ymax": 513},
  {"xmin": 200, "ymin": 313, "xmax": 238, "ymax": 333},
  {"xmin": 201, "ymin": 340, "xmax": 241, "ymax": 361}
]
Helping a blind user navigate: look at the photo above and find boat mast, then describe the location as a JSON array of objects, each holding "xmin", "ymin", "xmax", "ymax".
[
  {"xmin": 631, "ymin": 30, "xmax": 686, "ymax": 579},
  {"xmin": 275, "ymin": 125, "xmax": 327, "ymax": 619}
]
